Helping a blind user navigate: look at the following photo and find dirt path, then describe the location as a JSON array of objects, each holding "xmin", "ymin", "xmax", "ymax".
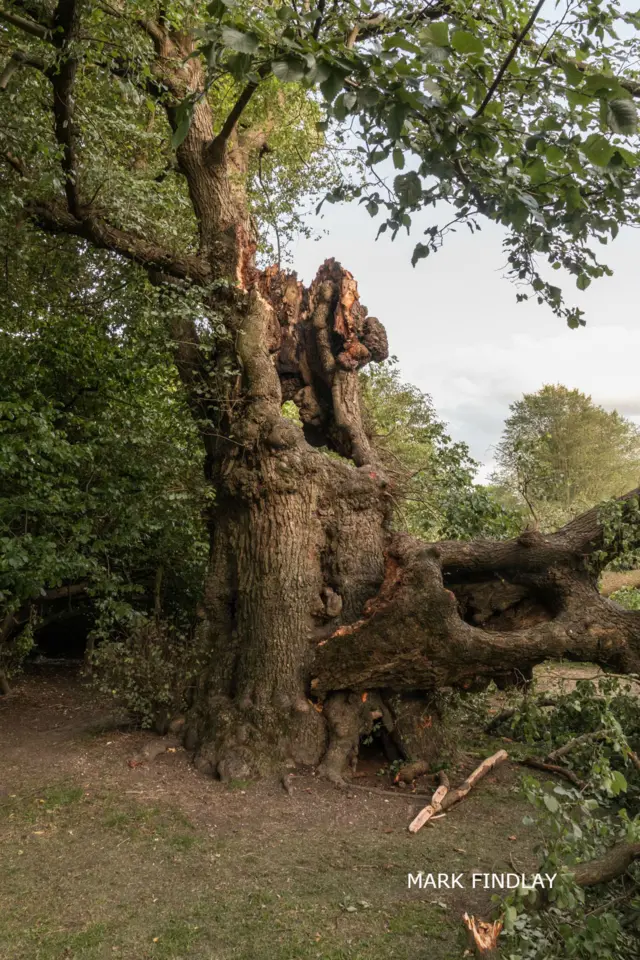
[{"xmin": 1, "ymin": 667, "xmax": 541, "ymax": 960}]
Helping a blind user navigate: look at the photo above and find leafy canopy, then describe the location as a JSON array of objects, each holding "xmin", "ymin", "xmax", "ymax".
[
  {"xmin": 190, "ymin": 0, "xmax": 640, "ymax": 324},
  {"xmin": 1, "ymin": 1, "xmax": 639, "ymax": 322}
]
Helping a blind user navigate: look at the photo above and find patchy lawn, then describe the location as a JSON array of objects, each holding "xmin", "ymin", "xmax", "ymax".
[{"xmin": 1, "ymin": 668, "xmax": 549, "ymax": 960}]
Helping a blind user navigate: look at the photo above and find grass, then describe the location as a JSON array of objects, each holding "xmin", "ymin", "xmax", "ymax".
[{"xmin": 0, "ymin": 773, "xmax": 530, "ymax": 960}]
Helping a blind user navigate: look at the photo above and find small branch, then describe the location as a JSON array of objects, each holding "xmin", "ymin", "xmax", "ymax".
[
  {"xmin": 474, "ymin": 0, "xmax": 548, "ymax": 119},
  {"xmin": 519, "ymin": 757, "xmax": 585, "ymax": 789},
  {"xmin": 211, "ymin": 80, "xmax": 259, "ymax": 152},
  {"xmin": 547, "ymin": 729, "xmax": 607, "ymax": 762},
  {"xmin": 0, "ymin": 49, "xmax": 47, "ymax": 89},
  {"xmin": 312, "ymin": 0, "xmax": 326, "ymax": 41},
  {"xmin": 2, "ymin": 148, "xmax": 27, "ymax": 175},
  {"xmin": 0, "ymin": 7, "xmax": 49, "ymax": 39}
]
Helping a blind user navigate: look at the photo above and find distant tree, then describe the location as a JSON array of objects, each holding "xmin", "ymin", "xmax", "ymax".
[
  {"xmin": 492, "ymin": 385, "xmax": 640, "ymax": 530},
  {"xmin": 360, "ymin": 362, "xmax": 522, "ymax": 541}
]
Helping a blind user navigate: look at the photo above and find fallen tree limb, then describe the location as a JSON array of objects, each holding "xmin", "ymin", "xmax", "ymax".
[
  {"xmin": 519, "ymin": 757, "xmax": 585, "ymax": 789},
  {"xmin": 572, "ymin": 842, "xmax": 640, "ymax": 886},
  {"xmin": 409, "ymin": 752, "xmax": 507, "ymax": 832},
  {"xmin": 547, "ymin": 730, "xmax": 607, "ymax": 762}
]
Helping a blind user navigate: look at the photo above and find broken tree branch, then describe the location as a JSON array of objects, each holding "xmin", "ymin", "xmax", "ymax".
[
  {"xmin": 439, "ymin": 750, "xmax": 508, "ymax": 813},
  {"xmin": 409, "ymin": 752, "xmax": 507, "ymax": 832},
  {"xmin": 408, "ymin": 780, "xmax": 449, "ymax": 833},
  {"xmin": 485, "ymin": 698, "xmax": 557, "ymax": 733},
  {"xmin": 463, "ymin": 913, "xmax": 503, "ymax": 957},
  {"xmin": 547, "ymin": 730, "xmax": 607, "ymax": 762}
]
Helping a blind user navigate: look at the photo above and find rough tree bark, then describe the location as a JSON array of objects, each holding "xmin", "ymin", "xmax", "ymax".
[{"xmin": 10, "ymin": 4, "xmax": 640, "ymax": 780}]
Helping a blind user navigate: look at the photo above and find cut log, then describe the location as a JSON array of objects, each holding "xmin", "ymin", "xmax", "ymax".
[
  {"xmin": 394, "ymin": 759, "xmax": 430, "ymax": 784},
  {"xmin": 572, "ymin": 842, "xmax": 640, "ymax": 887},
  {"xmin": 463, "ymin": 913, "xmax": 503, "ymax": 957},
  {"xmin": 408, "ymin": 783, "xmax": 449, "ymax": 833}
]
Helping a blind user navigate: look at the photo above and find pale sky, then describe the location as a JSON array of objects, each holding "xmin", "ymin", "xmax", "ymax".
[{"xmin": 293, "ymin": 202, "xmax": 639, "ymax": 479}]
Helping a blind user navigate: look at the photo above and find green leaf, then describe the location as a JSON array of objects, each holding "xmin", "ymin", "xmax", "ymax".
[
  {"xmin": 451, "ymin": 30, "xmax": 484, "ymax": 56},
  {"xmin": 582, "ymin": 133, "xmax": 615, "ymax": 167},
  {"xmin": 582, "ymin": 73, "xmax": 622, "ymax": 96},
  {"xmin": 357, "ymin": 86, "xmax": 380, "ymax": 107},
  {"xmin": 612, "ymin": 146, "xmax": 639, "ymax": 167},
  {"xmin": 387, "ymin": 102, "xmax": 408, "ymax": 140},
  {"xmin": 606, "ymin": 98, "xmax": 638, "ymax": 135},
  {"xmin": 393, "ymin": 148, "xmax": 405, "ymax": 170},
  {"xmin": 171, "ymin": 99, "xmax": 194, "ymax": 149},
  {"xmin": 394, "ymin": 171, "xmax": 422, "ymax": 206},
  {"xmin": 422, "ymin": 22, "xmax": 449, "ymax": 47},
  {"xmin": 220, "ymin": 27, "xmax": 259, "ymax": 54},
  {"xmin": 504, "ymin": 905, "xmax": 517, "ymax": 932},
  {"xmin": 271, "ymin": 59, "xmax": 305, "ymax": 83},
  {"xmin": 320, "ymin": 71, "xmax": 344, "ymax": 103},
  {"xmin": 563, "ymin": 62, "xmax": 584, "ymax": 86},
  {"xmin": 576, "ymin": 274, "xmax": 591, "ymax": 290},
  {"xmin": 411, "ymin": 242, "xmax": 429, "ymax": 266},
  {"xmin": 543, "ymin": 793, "xmax": 560, "ymax": 813}
]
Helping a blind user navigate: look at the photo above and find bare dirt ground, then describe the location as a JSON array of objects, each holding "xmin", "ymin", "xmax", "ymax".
[{"xmin": 0, "ymin": 664, "xmax": 580, "ymax": 960}]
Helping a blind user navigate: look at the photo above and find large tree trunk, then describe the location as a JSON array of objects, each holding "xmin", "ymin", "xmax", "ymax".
[{"xmin": 183, "ymin": 263, "xmax": 394, "ymax": 779}]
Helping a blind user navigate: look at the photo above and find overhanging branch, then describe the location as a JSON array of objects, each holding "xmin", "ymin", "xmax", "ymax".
[
  {"xmin": 27, "ymin": 199, "xmax": 212, "ymax": 283},
  {"xmin": 0, "ymin": 6, "xmax": 50, "ymax": 39}
]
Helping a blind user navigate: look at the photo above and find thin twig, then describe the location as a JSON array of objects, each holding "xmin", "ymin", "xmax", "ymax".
[{"xmin": 474, "ymin": 0, "xmax": 548, "ymax": 118}]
